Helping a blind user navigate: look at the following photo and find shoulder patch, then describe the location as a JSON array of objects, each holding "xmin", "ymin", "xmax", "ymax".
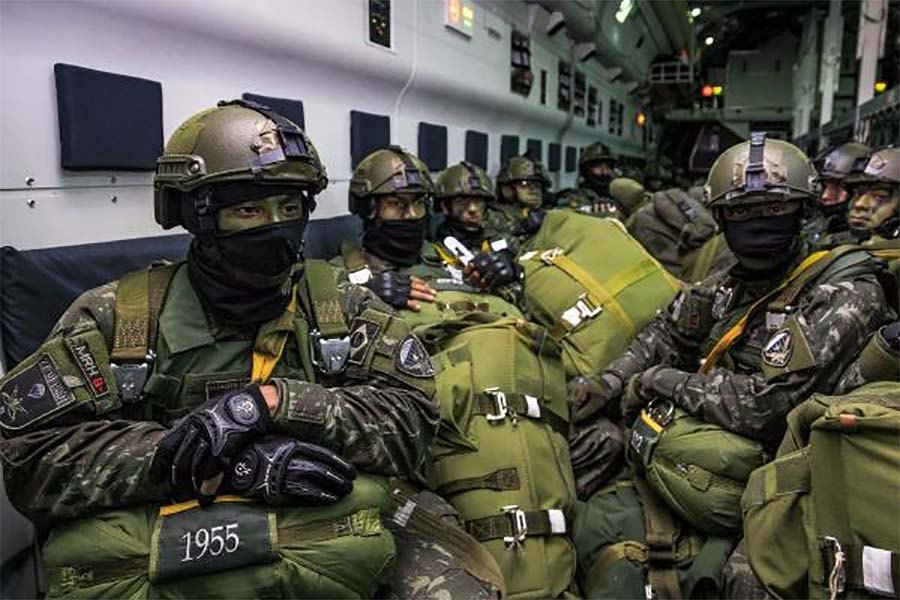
[
  {"xmin": 348, "ymin": 318, "xmax": 382, "ymax": 366},
  {"xmin": 0, "ymin": 354, "xmax": 76, "ymax": 431},
  {"xmin": 762, "ymin": 329, "xmax": 793, "ymax": 367},
  {"xmin": 395, "ymin": 336, "xmax": 435, "ymax": 378}
]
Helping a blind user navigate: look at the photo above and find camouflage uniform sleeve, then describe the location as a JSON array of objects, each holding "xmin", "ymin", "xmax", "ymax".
[
  {"xmin": 0, "ymin": 282, "xmax": 171, "ymax": 526},
  {"xmin": 641, "ymin": 276, "xmax": 891, "ymax": 445},
  {"xmin": 271, "ymin": 282, "xmax": 439, "ymax": 485}
]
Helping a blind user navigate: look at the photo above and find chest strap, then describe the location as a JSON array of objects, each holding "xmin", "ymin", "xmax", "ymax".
[
  {"xmin": 473, "ymin": 388, "xmax": 569, "ymax": 437},
  {"xmin": 699, "ymin": 249, "xmax": 832, "ymax": 374},
  {"xmin": 633, "ymin": 476, "xmax": 683, "ymax": 600},
  {"xmin": 304, "ymin": 260, "xmax": 351, "ymax": 376},
  {"xmin": 465, "ymin": 507, "xmax": 568, "ymax": 548},
  {"xmin": 251, "ymin": 287, "xmax": 298, "ymax": 383},
  {"xmin": 434, "ymin": 467, "xmax": 521, "ymax": 498},
  {"xmin": 340, "ymin": 240, "xmax": 372, "ymax": 284}
]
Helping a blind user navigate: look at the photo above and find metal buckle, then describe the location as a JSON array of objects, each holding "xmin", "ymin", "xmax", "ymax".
[
  {"xmin": 646, "ymin": 399, "xmax": 675, "ymax": 428},
  {"xmin": 561, "ymin": 293, "xmax": 602, "ymax": 328},
  {"xmin": 110, "ymin": 351, "xmax": 155, "ymax": 404},
  {"xmin": 540, "ymin": 247, "xmax": 564, "ymax": 264},
  {"xmin": 501, "ymin": 505, "xmax": 528, "ymax": 549},
  {"xmin": 824, "ymin": 536, "xmax": 846, "ymax": 597},
  {"xmin": 483, "ymin": 388, "xmax": 509, "ymax": 423},
  {"xmin": 311, "ymin": 331, "xmax": 351, "ymax": 376}
]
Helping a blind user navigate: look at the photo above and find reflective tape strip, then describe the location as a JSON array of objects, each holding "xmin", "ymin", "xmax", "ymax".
[
  {"xmin": 863, "ymin": 546, "xmax": 896, "ymax": 597},
  {"xmin": 548, "ymin": 509, "xmax": 567, "ymax": 534},
  {"xmin": 524, "ymin": 395, "xmax": 541, "ymax": 418}
]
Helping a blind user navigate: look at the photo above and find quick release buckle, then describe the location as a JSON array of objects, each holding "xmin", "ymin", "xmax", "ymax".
[
  {"xmin": 561, "ymin": 293, "xmax": 603, "ymax": 328},
  {"xmin": 483, "ymin": 387, "xmax": 509, "ymax": 423},
  {"xmin": 310, "ymin": 331, "xmax": 351, "ymax": 376},
  {"xmin": 501, "ymin": 505, "xmax": 528, "ymax": 549},
  {"xmin": 110, "ymin": 351, "xmax": 155, "ymax": 404}
]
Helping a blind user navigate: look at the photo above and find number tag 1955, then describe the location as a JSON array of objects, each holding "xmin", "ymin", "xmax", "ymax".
[{"xmin": 150, "ymin": 496, "xmax": 277, "ymax": 582}]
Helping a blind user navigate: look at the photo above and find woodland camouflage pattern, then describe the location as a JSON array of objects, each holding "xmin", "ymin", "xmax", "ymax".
[
  {"xmin": 0, "ymin": 272, "xmax": 439, "ymax": 527},
  {"xmin": 603, "ymin": 256, "xmax": 893, "ymax": 447}
]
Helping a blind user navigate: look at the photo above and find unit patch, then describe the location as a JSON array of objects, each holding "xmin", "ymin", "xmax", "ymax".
[
  {"xmin": 762, "ymin": 329, "xmax": 793, "ymax": 367},
  {"xmin": 347, "ymin": 318, "xmax": 381, "ymax": 366},
  {"xmin": 395, "ymin": 336, "xmax": 435, "ymax": 378},
  {"xmin": 0, "ymin": 354, "xmax": 75, "ymax": 431},
  {"xmin": 70, "ymin": 342, "xmax": 110, "ymax": 398}
]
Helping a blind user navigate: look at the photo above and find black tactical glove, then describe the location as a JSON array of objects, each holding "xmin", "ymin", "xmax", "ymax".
[
  {"xmin": 224, "ymin": 435, "xmax": 357, "ymax": 506},
  {"xmin": 519, "ymin": 209, "xmax": 546, "ymax": 236},
  {"xmin": 150, "ymin": 385, "xmax": 273, "ymax": 504},
  {"xmin": 471, "ymin": 250, "xmax": 521, "ymax": 290},
  {"xmin": 880, "ymin": 321, "xmax": 900, "ymax": 351},
  {"xmin": 364, "ymin": 271, "xmax": 412, "ymax": 309},
  {"xmin": 569, "ymin": 373, "xmax": 623, "ymax": 424},
  {"xmin": 621, "ymin": 372, "xmax": 652, "ymax": 428}
]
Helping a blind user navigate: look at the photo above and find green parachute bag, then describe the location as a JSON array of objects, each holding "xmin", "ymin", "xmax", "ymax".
[
  {"xmin": 742, "ymin": 382, "xmax": 900, "ymax": 599},
  {"xmin": 418, "ymin": 314, "xmax": 578, "ymax": 599},
  {"xmin": 518, "ymin": 211, "xmax": 680, "ymax": 378},
  {"xmin": 574, "ymin": 479, "xmax": 736, "ymax": 600},
  {"xmin": 400, "ymin": 288, "xmax": 523, "ymax": 330},
  {"xmin": 628, "ymin": 402, "xmax": 769, "ymax": 535},
  {"xmin": 41, "ymin": 476, "xmax": 396, "ymax": 599}
]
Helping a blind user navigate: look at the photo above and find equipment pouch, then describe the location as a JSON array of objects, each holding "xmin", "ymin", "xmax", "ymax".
[{"xmin": 149, "ymin": 497, "xmax": 277, "ymax": 583}]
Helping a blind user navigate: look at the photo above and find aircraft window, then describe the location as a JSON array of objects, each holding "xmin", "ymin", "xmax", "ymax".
[
  {"xmin": 587, "ymin": 86, "xmax": 598, "ymax": 126},
  {"xmin": 574, "ymin": 71, "xmax": 586, "ymax": 117},
  {"xmin": 565, "ymin": 146, "xmax": 577, "ymax": 173},
  {"xmin": 242, "ymin": 93, "xmax": 305, "ymax": 129},
  {"xmin": 558, "ymin": 60, "xmax": 572, "ymax": 111},
  {"xmin": 526, "ymin": 139, "xmax": 543, "ymax": 162},
  {"xmin": 350, "ymin": 110, "xmax": 391, "ymax": 168},
  {"xmin": 548, "ymin": 143, "xmax": 561, "ymax": 172},
  {"xmin": 418, "ymin": 122, "xmax": 448, "ymax": 171},
  {"xmin": 540, "ymin": 69, "xmax": 548, "ymax": 105},
  {"xmin": 510, "ymin": 30, "xmax": 533, "ymax": 97},
  {"xmin": 54, "ymin": 63, "xmax": 162, "ymax": 171},
  {"xmin": 368, "ymin": 0, "xmax": 392, "ymax": 49},
  {"xmin": 465, "ymin": 130, "xmax": 489, "ymax": 170},
  {"xmin": 501, "ymin": 135, "xmax": 519, "ymax": 163}
]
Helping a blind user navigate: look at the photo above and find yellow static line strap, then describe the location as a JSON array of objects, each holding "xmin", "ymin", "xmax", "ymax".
[
  {"xmin": 640, "ymin": 409, "xmax": 664, "ymax": 433},
  {"xmin": 159, "ymin": 495, "xmax": 251, "ymax": 516},
  {"xmin": 699, "ymin": 250, "xmax": 829, "ymax": 374},
  {"xmin": 251, "ymin": 288, "xmax": 298, "ymax": 383}
]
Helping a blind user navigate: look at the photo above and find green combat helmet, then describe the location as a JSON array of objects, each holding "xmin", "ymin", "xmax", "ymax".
[
  {"xmin": 154, "ymin": 99, "xmax": 328, "ymax": 233},
  {"xmin": 609, "ymin": 177, "xmax": 648, "ymax": 215},
  {"xmin": 580, "ymin": 142, "xmax": 618, "ymax": 173},
  {"xmin": 705, "ymin": 132, "xmax": 818, "ymax": 212},
  {"xmin": 348, "ymin": 146, "xmax": 434, "ymax": 217},
  {"xmin": 846, "ymin": 146, "xmax": 900, "ymax": 187},
  {"xmin": 434, "ymin": 161, "xmax": 493, "ymax": 200},
  {"xmin": 496, "ymin": 155, "xmax": 552, "ymax": 195},
  {"xmin": 815, "ymin": 141, "xmax": 871, "ymax": 181}
]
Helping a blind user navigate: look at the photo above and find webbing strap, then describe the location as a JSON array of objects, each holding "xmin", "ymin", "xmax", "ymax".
[
  {"xmin": 465, "ymin": 509, "xmax": 567, "ymax": 543},
  {"xmin": 817, "ymin": 539, "xmax": 900, "ymax": 596},
  {"xmin": 688, "ymin": 235, "xmax": 721, "ymax": 283},
  {"xmin": 251, "ymin": 288, "xmax": 298, "ymax": 383},
  {"xmin": 699, "ymin": 250, "xmax": 830, "ymax": 374},
  {"xmin": 633, "ymin": 477, "xmax": 683, "ymax": 600},
  {"xmin": 111, "ymin": 264, "xmax": 177, "ymax": 362},
  {"xmin": 434, "ymin": 243, "xmax": 462, "ymax": 268},
  {"xmin": 473, "ymin": 390, "xmax": 569, "ymax": 437},
  {"xmin": 304, "ymin": 260, "xmax": 349, "ymax": 338},
  {"xmin": 768, "ymin": 245, "xmax": 863, "ymax": 313},
  {"xmin": 340, "ymin": 240, "xmax": 369, "ymax": 274},
  {"xmin": 434, "ymin": 300, "xmax": 492, "ymax": 314},
  {"xmin": 435, "ymin": 467, "xmax": 521, "ymax": 497}
]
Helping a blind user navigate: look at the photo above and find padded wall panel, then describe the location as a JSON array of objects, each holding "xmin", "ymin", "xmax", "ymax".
[
  {"xmin": 54, "ymin": 63, "xmax": 163, "ymax": 170},
  {"xmin": 565, "ymin": 146, "xmax": 577, "ymax": 172},
  {"xmin": 526, "ymin": 138, "xmax": 542, "ymax": 162},
  {"xmin": 548, "ymin": 143, "xmax": 562, "ymax": 172},
  {"xmin": 500, "ymin": 135, "xmax": 519, "ymax": 164},
  {"xmin": 464, "ymin": 130, "xmax": 488, "ymax": 169},
  {"xmin": 350, "ymin": 110, "xmax": 390, "ymax": 168},
  {"xmin": 242, "ymin": 93, "xmax": 305, "ymax": 129},
  {"xmin": 417, "ymin": 122, "xmax": 448, "ymax": 171}
]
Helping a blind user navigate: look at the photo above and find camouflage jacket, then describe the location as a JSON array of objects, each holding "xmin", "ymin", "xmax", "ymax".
[
  {"xmin": 0, "ymin": 261, "xmax": 438, "ymax": 527},
  {"xmin": 555, "ymin": 186, "xmax": 624, "ymax": 221},
  {"xmin": 603, "ymin": 249, "xmax": 894, "ymax": 448},
  {"xmin": 482, "ymin": 204, "xmax": 524, "ymax": 247}
]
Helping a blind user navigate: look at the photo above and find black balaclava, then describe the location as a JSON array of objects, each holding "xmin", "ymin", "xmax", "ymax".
[
  {"xmin": 362, "ymin": 217, "xmax": 429, "ymax": 267},
  {"xmin": 585, "ymin": 173, "xmax": 613, "ymax": 197},
  {"xmin": 723, "ymin": 212, "xmax": 802, "ymax": 273},
  {"xmin": 187, "ymin": 186, "xmax": 309, "ymax": 328},
  {"xmin": 820, "ymin": 199, "xmax": 850, "ymax": 234}
]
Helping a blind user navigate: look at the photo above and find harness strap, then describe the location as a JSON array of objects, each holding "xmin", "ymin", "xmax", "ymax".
[
  {"xmin": 768, "ymin": 245, "xmax": 863, "ymax": 313},
  {"xmin": 585, "ymin": 535, "xmax": 702, "ymax": 594},
  {"xmin": 699, "ymin": 250, "xmax": 830, "ymax": 373},
  {"xmin": 111, "ymin": 263, "xmax": 178, "ymax": 362},
  {"xmin": 688, "ymin": 235, "xmax": 722, "ymax": 283},
  {"xmin": 434, "ymin": 467, "xmax": 520, "ymax": 497},
  {"xmin": 473, "ymin": 390, "xmax": 569, "ymax": 437},
  {"xmin": 465, "ymin": 508, "xmax": 568, "ymax": 543},
  {"xmin": 304, "ymin": 260, "xmax": 350, "ymax": 338},
  {"xmin": 633, "ymin": 476, "xmax": 683, "ymax": 600},
  {"xmin": 251, "ymin": 287, "xmax": 297, "ymax": 383},
  {"xmin": 817, "ymin": 538, "xmax": 900, "ymax": 597}
]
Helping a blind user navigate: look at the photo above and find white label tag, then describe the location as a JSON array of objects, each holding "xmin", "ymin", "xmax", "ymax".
[
  {"xmin": 491, "ymin": 239, "xmax": 509, "ymax": 252},
  {"xmin": 519, "ymin": 251, "xmax": 537, "ymax": 262},
  {"xmin": 863, "ymin": 546, "xmax": 895, "ymax": 597},
  {"xmin": 547, "ymin": 509, "xmax": 567, "ymax": 534},
  {"xmin": 348, "ymin": 268, "xmax": 372, "ymax": 285},
  {"xmin": 524, "ymin": 395, "xmax": 541, "ymax": 418}
]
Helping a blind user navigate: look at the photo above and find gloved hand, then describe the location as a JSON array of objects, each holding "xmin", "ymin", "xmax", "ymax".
[
  {"xmin": 569, "ymin": 373, "xmax": 623, "ymax": 424},
  {"xmin": 364, "ymin": 272, "xmax": 436, "ymax": 311},
  {"xmin": 468, "ymin": 250, "xmax": 521, "ymax": 290},
  {"xmin": 150, "ymin": 385, "xmax": 273, "ymax": 504},
  {"xmin": 880, "ymin": 321, "xmax": 900, "ymax": 351},
  {"xmin": 621, "ymin": 372, "xmax": 652, "ymax": 427},
  {"xmin": 224, "ymin": 436, "xmax": 357, "ymax": 506},
  {"xmin": 519, "ymin": 209, "xmax": 546, "ymax": 235}
]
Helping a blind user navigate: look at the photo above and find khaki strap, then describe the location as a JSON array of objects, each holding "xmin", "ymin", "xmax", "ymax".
[
  {"xmin": 473, "ymin": 390, "xmax": 569, "ymax": 437},
  {"xmin": 434, "ymin": 467, "xmax": 521, "ymax": 498},
  {"xmin": 434, "ymin": 242, "xmax": 462, "ymax": 268},
  {"xmin": 699, "ymin": 250, "xmax": 830, "ymax": 374},
  {"xmin": 434, "ymin": 300, "xmax": 492, "ymax": 314},
  {"xmin": 251, "ymin": 287, "xmax": 297, "ymax": 383},
  {"xmin": 465, "ymin": 509, "xmax": 567, "ymax": 543},
  {"xmin": 111, "ymin": 263, "xmax": 177, "ymax": 362},
  {"xmin": 768, "ymin": 245, "xmax": 863, "ymax": 313},
  {"xmin": 585, "ymin": 541, "xmax": 648, "ymax": 590},
  {"xmin": 633, "ymin": 477, "xmax": 683, "ymax": 600},
  {"xmin": 390, "ymin": 490, "xmax": 507, "ymax": 597},
  {"xmin": 304, "ymin": 260, "xmax": 350, "ymax": 338},
  {"xmin": 688, "ymin": 235, "xmax": 721, "ymax": 283},
  {"xmin": 340, "ymin": 240, "xmax": 369, "ymax": 274},
  {"xmin": 279, "ymin": 507, "xmax": 382, "ymax": 544}
]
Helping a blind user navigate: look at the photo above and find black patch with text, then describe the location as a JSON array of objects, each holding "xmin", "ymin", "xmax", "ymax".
[
  {"xmin": 395, "ymin": 336, "xmax": 435, "ymax": 378},
  {"xmin": 0, "ymin": 354, "xmax": 76, "ymax": 431},
  {"xmin": 70, "ymin": 342, "xmax": 110, "ymax": 399},
  {"xmin": 347, "ymin": 318, "xmax": 382, "ymax": 366}
]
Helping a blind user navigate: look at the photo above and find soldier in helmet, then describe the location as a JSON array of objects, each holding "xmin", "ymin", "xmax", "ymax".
[
  {"xmin": 803, "ymin": 141, "xmax": 871, "ymax": 248},
  {"xmin": 556, "ymin": 142, "xmax": 624, "ymax": 219},
  {"xmin": 0, "ymin": 101, "xmax": 443, "ymax": 597},
  {"xmin": 485, "ymin": 154, "xmax": 553, "ymax": 249},
  {"xmin": 845, "ymin": 147, "xmax": 900, "ymax": 243},
  {"xmin": 570, "ymin": 133, "xmax": 894, "ymax": 598},
  {"xmin": 433, "ymin": 161, "xmax": 509, "ymax": 255}
]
